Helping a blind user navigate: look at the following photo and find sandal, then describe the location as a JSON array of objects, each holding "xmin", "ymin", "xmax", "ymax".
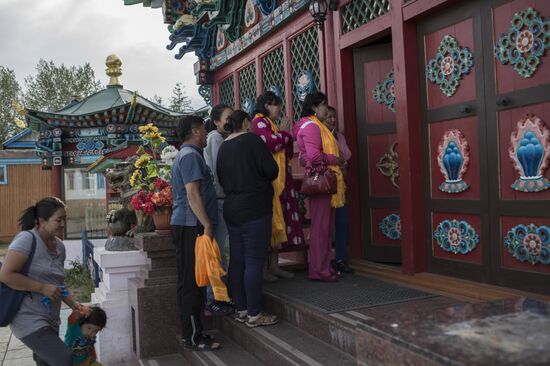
[{"xmin": 182, "ymin": 335, "xmax": 221, "ymax": 351}]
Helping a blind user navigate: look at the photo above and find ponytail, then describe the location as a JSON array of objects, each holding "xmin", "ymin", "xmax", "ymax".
[
  {"xmin": 18, "ymin": 197, "xmax": 66, "ymax": 231},
  {"xmin": 19, "ymin": 206, "xmax": 37, "ymax": 231}
]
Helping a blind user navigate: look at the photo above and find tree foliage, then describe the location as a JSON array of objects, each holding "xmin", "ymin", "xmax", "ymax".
[
  {"xmin": 169, "ymin": 82, "xmax": 193, "ymax": 113},
  {"xmin": 23, "ymin": 59, "xmax": 103, "ymax": 112},
  {"xmin": 0, "ymin": 66, "xmax": 22, "ymax": 143}
]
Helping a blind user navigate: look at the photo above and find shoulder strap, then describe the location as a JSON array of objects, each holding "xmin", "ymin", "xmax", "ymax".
[{"xmin": 20, "ymin": 231, "xmax": 37, "ymax": 276}]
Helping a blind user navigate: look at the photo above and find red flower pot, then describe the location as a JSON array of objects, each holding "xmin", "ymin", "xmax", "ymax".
[{"xmin": 152, "ymin": 208, "xmax": 172, "ymax": 236}]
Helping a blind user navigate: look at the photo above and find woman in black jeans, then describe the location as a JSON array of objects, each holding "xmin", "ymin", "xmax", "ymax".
[{"xmin": 216, "ymin": 110, "xmax": 279, "ymax": 328}]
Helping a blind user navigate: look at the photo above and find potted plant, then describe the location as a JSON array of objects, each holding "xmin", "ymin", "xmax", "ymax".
[{"xmin": 129, "ymin": 123, "xmax": 174, "ymax": 235}]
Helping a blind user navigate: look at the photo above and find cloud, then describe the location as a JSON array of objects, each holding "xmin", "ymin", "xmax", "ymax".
[{"xmin": 0, "ymin": 0, "xmax": 203, "ymax": 108}]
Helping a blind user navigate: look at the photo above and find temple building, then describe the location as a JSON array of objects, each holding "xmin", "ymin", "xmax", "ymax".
[
  {"xmin": 126, "ymin": 0, "xmax": 550, "ymax": 295},
  {"xmin": 0, "ymin": 55, "xmax": 184, "ymax": 241}
]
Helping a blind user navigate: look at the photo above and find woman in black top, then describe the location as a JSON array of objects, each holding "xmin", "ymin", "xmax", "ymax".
[{"xmin": 216, "ymin": 110, "xmax": 279, "ymax": 328}]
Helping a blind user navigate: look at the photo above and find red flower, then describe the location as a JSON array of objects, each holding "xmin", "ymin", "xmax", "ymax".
[{"xmin": 131, "ymin": 184, "xmax": 173, "ymax": 216}]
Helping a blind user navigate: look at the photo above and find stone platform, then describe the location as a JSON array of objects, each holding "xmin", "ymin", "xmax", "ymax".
[{"xmin": 181, "ymin": 272, "xmax": 550, "ymax": 366}]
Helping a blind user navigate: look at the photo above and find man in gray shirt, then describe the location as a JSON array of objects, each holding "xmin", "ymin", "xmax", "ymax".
[{"xmin": 171, "ymin": 115, "xmax": 220, "ymax": 351}]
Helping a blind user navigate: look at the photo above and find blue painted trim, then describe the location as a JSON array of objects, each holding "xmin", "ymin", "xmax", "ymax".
[
  {"xmin": 2, "ymin": 129, "xmax": 32, "ymax": 148},
  {"xmin": 0, "ymin": 164, "xmax": 7, "ymax": 185},
  {"xmin": 5, "ymin": 142, "xmax": 36, "ymax": 148},
  {"xmin": 0, "ymin": 158, "xmax": 42, "ymax": 165}
]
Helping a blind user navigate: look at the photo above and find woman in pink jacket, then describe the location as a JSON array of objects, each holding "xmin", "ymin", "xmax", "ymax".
[
  {"xmin": 252, "ymin": 91, "xmax": 304, "ymax": 281},
  {"xmin": 293, "ymin": 92, "xmax": 346, "ymax": 282}
]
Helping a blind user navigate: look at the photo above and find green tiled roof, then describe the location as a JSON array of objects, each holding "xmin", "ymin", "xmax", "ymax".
[{"xmin": 49, "ymin": 86, "xmax": 182, "ymax": 117}]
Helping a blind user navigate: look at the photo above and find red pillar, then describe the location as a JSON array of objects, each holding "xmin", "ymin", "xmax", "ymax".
[
  {"xmin": 332, "ymin": 9, "xmax": 361, "ymax": 259},
  {"xmin": 51, "ymin": 165, "xmax": 62, "ymax": 199},
  {"xmin": 391, "ymin": 0, "xmax": 427, "ymax": 274}
]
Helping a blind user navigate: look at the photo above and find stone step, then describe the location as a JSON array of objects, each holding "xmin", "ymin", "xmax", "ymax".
[
  {"xmin": 179, "ymin": 331, "xmax": 265, "ymax": 366},
  {"xmin": 262, "ymin": 289, "xmax": 358, "ymax": 357},
  {"xmin": 218, "ymin": 316, "xmax": 356, "ymax": 366}
]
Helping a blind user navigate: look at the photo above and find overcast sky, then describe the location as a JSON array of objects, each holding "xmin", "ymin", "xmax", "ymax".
[{"xmin": 0, "ymin": 0, "xmax": 203, "ymax": 107}]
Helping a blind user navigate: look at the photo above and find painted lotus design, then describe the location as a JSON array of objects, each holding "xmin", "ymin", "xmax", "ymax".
[
  {"xmin": 509, "ymin": 114, "xmax": 550, "ymax": 192},
  {"xmin": 433, "ymin": 219, "xmax": 479, "ymax": 254},
  {"xmin": 494, "ymin": 8, "xmax": 550, "ymax": 78},
  {"xmin": 437, "ymin": 129, "xmax": 470, "ymax": 193},
  {"xmin": 504, "ymin": 224, "xmax": 550, "ymax": 265},
  {"xmin": 372, "ymin": 68, "xmax": 396, "ymax": 112},
  {"xmin": 379, "ymin": 214, "xmax": 401, "ymax": 240},
  {"xmin": 426, "ymin": 35, "xmax": 473, "ymax": 97}
]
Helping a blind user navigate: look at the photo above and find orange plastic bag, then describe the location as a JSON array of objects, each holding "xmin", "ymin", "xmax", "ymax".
[{"xmin": 194, "ymin": 235, "xmax": 230, "ymax": 302}]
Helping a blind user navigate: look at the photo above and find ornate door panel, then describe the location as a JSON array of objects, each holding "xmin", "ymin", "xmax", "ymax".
[
  {"xmin": 419, "ymin": 2, "xmax": 490, "ymax": 282},
  {"xmin": 419, "ymin": 0, "xmax": 550, "ymax": 293},
  {"xmin": 354, "ymin": 43, "xmax": 401, "ymax": 263},
  {"xmin": 484, "ymin": 0, "xmax": 550, "ymax": 293}
]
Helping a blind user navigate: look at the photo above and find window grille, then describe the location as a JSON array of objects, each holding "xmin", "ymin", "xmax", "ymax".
[
  {"xmin": 219, "ymin": 76, "xmax": 235, "ymax": 109},
  {"xmin": 291, "ymin": 27, "xmax": 320, "ymax": 122},
  {"xmin": 341, "ymin": 0, "xmax": 390, "ymax": 34},
  {"xmin": 239, "ymin": 63, "xmax": 257, "ymax": 115},
  {"xmin": 262, "ymin": 47, "xmax": 286, "ymax": 116}
]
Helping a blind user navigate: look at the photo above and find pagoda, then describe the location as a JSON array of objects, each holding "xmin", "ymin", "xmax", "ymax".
[{"xmin": 17, "ymin": 55, "xmax": 184, "ymax": 239}]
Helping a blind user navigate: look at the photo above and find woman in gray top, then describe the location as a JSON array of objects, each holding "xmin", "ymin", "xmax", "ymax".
[
  {"xmin": 0, "ymin": 197, "xmax": 82, "ymax": 366},
  {"xmin": 203, "ymin": 104, "xmax": 234, "ymax": 315}
]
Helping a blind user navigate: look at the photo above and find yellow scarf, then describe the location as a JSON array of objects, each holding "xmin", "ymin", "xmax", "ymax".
[
  {"xmin": 255, "ymin": 114, "xmax": 287, "ymax": 246},
  {"xmin": 308, "ymin": 116, "xmax": 346, "ymax": 208}
]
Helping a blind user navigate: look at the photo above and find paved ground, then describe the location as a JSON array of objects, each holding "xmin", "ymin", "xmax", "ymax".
[{"xmin": 0, "ymin": 325, "xmax": 186, "ymax": 366}]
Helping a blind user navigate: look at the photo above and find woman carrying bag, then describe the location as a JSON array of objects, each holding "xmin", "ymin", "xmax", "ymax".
[
  {"xmin": 0, "ymin": 197, "xmax": 82, "ymax": 365},
  {"xmin": 293, "ymin": 92, "xmax": 346, "ymax": 282}
]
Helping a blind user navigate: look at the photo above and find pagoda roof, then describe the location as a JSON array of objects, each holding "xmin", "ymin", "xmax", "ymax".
[{"xmin": 33, "ymin": 85, "xmax": 182, "ymax": 118}]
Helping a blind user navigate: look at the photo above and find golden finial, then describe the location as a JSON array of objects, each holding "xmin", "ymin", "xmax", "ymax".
[{"xmin": 105, "ymin": 54, "xmax": 122, "ymax": 86}]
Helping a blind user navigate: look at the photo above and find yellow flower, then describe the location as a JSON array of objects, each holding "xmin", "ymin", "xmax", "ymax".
[
  {"xmin": 145, "ymin": 132, "xmax": 160, "ymax": 140},
  {"xmin": 134, "ymin": 155, "xmax": 151, "ymax": 168},
  {"xmin": 139, "ymin": 123, "xmax": 159, "ymax": 134},
  {"xmin": 129, "ymin": 170, "xmax": 140, "ymax": 186}
]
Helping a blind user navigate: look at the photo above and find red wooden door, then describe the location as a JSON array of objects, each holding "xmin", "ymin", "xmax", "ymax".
[
  {"xmin": 354, "ymin": 43, "xmax": 402, "ymax": 263},
  {"xmin": 418, "ymin": 0, "xmax": 550, "ymax": 294}
]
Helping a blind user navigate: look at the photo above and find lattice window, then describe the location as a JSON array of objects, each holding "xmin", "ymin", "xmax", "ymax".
[
  {"xmin": 219, "ymin": 76, "xmax": 235, "ymax": 109},
  {"xmin": 341, "ymin": 0, "xmax": 390, "ymax": 34},
  {"xmin": 262, "ymin": 47, "xmax": 286, "ymax": 117},
  {"xmin": 238, "ymin": 63, "xmax": 257, "ymax": 116},
  {"xmin": 291, "ymin": 27, "xmax": 320, "ymax": 122}
]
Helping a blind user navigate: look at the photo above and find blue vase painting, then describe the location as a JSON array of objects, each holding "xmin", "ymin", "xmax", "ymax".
[
  {"xmin": 509, "ymin": 115, "xmax": 550, "ymax": 192},
  {"xmin": 437, "ymin": 129, "xmax": 470, "ymax": 193}
]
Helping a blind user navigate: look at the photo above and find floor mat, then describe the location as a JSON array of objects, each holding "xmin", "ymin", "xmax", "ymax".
[{"xmin": 263, "ymin": 272, "xmax": 438, "ymax": 313}]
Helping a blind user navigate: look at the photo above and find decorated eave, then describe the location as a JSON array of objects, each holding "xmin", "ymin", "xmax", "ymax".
[
  {"xmin": 124, "ymin": 0, "xmax": 309, "ymax": 95},
  {"xmin": 26, "ymin": 86, "xmax": 182, "ymax": 131},
  {"xmin": 23, "ymin": 54, "xmax": 184, "ymax": 169}
]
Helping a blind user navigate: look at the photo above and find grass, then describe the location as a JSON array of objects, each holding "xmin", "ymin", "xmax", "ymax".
[{"xmin": 64, "ymin": 260, "xmax": 96, "ymax": 303}]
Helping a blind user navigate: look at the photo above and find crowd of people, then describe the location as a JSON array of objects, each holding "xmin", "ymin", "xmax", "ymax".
[
  {"xmin": 0, "ymin": 90, "xmax": 353, "ymax": 360},
  {"xmin": 170, "ymin": 91, "xmax": 352, "ymax": 351}
]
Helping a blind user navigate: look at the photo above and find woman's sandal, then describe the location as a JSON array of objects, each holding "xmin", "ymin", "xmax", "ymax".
[{"xmin": 182, "ymin": 335, "xmax": 221, "ymax": 351}]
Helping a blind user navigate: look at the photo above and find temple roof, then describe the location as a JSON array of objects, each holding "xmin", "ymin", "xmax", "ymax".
[
  {"xmin": 23, "ymin": 55, "xmax": 184, "ymax": 129},
  {"xmin": 49, "ymin": 85, "xmax": 181, "ymax": 117}
]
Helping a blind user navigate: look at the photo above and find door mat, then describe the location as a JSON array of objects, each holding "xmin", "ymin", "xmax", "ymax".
[{"xmin": 263, "ymin": 272, "xmax": 438, "ymax": 313}]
